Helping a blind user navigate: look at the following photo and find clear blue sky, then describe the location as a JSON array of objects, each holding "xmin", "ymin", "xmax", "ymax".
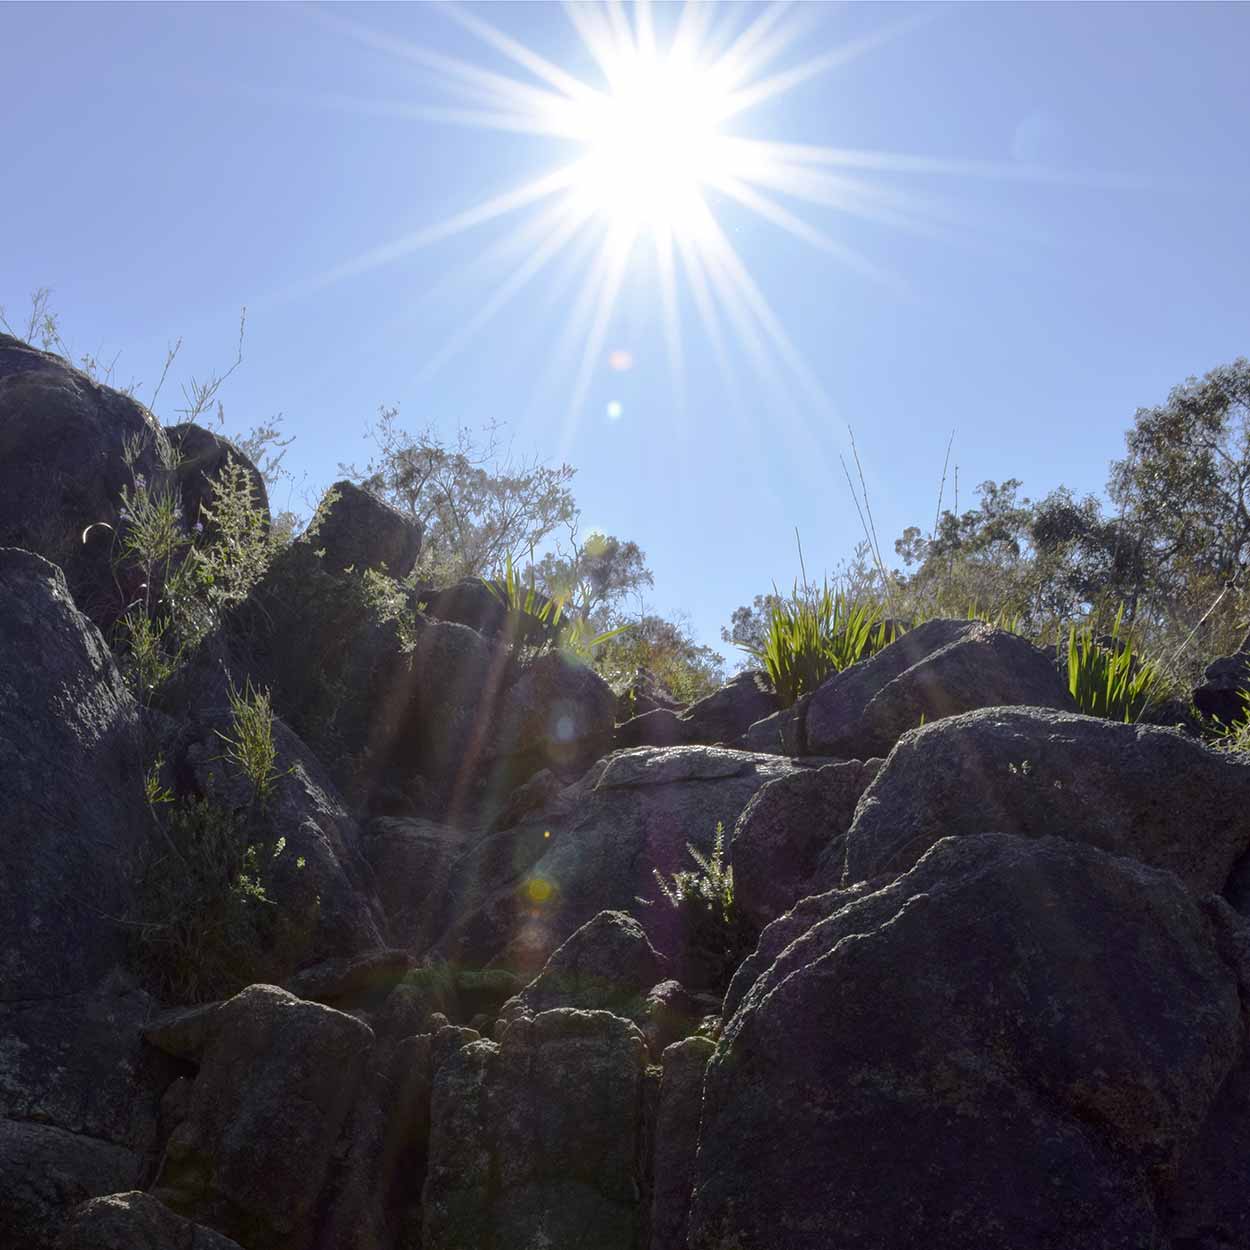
[{"xmin": 4, "ymin": 2, "xmax": 1249, "ymax": 659}]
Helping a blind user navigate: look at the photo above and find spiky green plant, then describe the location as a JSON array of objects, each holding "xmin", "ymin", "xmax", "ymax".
[
  {"xmin": 216, "ymin": 679, "xmax": 287, "ymax": 807},
  {"xmin": 484, "ymin": 551, "xmax": 565, "ymax": 632},
  {"xmin": 741, "ymin": 582, "xmax": 897, "ymax": 708},
  {"xmin": 1066, "ymin": 604, "xmax": 1169, "ymax": 722}
]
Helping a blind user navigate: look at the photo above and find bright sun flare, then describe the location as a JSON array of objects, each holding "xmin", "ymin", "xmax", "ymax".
[
  {"xmin": 572, "ymin": 58, "xmax": 729, "ymax": 237},
  {"xmin": 292, "ymin": 2, "xmax": 1044, "ymax": 421}
]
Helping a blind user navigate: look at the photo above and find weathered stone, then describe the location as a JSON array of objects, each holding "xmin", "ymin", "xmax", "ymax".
[
  {"xmin": 317, "ymin": 1034, "xmax": 435, "ymax": 1250},
  {"xmin": 650, "ymin": 1036, "xmax": 714, "ymax": 1250},
  {"xmin": 153, "ymin": 985, "xmax": 372, "ymax": 1249},
  {"xmin": 56, "ymin": 1191, "xmax": 243, "ymax": 1250},
  {"xmin": 640, "ymin": 980, "xmax": 719, "ymax": 1057},
  {"xmin": 732, "ymin": 757, "xmax": 882, "ymax": 930},
  {"xmin": 0, "ymin": 549, "xmax": 147, "ymax": 1000},
  {"xmin": 422, "ymin": 1010, "xmax": 647, "ymax": 1250},
  {"xmin": 0, "ymin": 980, "xmax": 181, "ymax": 1250},
  {"xmin": 0, "ymin": 1123, "xmax": 142, "ymax": 1250},
  {"xmin": 424, "ymin": 747, "xmax": 808, "ymax": 978},
  {"xmin": 805, "ymin": 617, "xmax": 1075, "ymax": 758},
  {"xmin": 689, "ymin": 834, "xmax": 1245, "ymax": 1250},
  {"xmin": 307, "ymin": 479, "xmax": 422, "ymax": 579},
  {"xmin": 0, "ymin": 335, "xmax": 173, "ymax": 627},
  {"xmin": 830, "ymin": 706, "xmax": 1250, "ymax": 894},
  {"xmin": 365, "ymin": 817, "xmax": 466, "ymax": 947},
  {"xmin": 486, "ymin": 650, "xmax": 617, "ymax": 789},
  {"xmin": 500, "ymin": 910, "xmax": 669, "ymax": 1025}
]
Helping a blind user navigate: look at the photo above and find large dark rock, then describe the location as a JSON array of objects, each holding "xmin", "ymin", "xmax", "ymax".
[
  {"xmin": 424, "ymin": 746, "xmax": 808, "ymax": 979},
  {"xmin": 1193, "ymin": 627, "xmax": 1250, "ymax": 727},
  {"xmin": 422, "ymin": 1009, "xmax": 647, "ymax": 1250},
  {"xmin": 732, "ymin": 757, "xmax": 882, "ymax": 930},
  {"xmin": 828, "ymin": 706, "xmax": 1250, "ymax": 894},
  {"xmin": 0, "ymin": 549, "xmax": 147, "ymax": 1000},
  {"xmin": 165, "ymin": 422, "xmax": 269, "ymax": 538},
  {"xmin": 499, "ymin": 910, "xmax": 669, "ymax": 1025},
  {"xmin": 485, "ymin": 650, "xmax": 617, "ymax": 789},
  {"xmin": 805, "ymin": 618, "xmax": 1075, "ymax": 758},
  {"xmin": 153, "ymin": 985, "xmax": 372, "ymax": 1249},
  {"xmin": 307, "ymin": 479, "xmax": 422, "ymax": 579},
  {"xmin": 365, "ymin": 817, "xmax": 469, "ymax": 948},
  {"xmin": 56, "ymin": 1191, "xmax": 243, "ymax": 1250},
  {"xmin": 418, "ymin": 578, "xmax": 558, "ymax": 647},
  {"xmin": 0, "ymin": 335, "xmax": 174, "ymax": 626},
  {"xmin": 689, "ymin": 834, "xmax": 1246, "ymax": 1250}
]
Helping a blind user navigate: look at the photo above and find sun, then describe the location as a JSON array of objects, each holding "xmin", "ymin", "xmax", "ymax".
[
  {"xmin": 570, "ymin": 56, "xmax": 730, "ymax": 238},
  {"xmin": 292, "ymin": 2, "xmax": 959, "ymax": 416}
]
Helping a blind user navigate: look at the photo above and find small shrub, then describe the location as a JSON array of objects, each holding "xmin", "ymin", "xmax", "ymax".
[
  {"xmin": 649, "ymin": 822, "xmax": 757, "ymax": 994},
  {"xmin": 128, "ymin": 796, "xmax": 292, "ymax": 1003},
  {"xmin": 1066, "ymin": 604, "xmax": 1169, "ymax": 722},
  {"xmin": 742, "ymin": 582, "xmax": 896, "ymax": 708}
]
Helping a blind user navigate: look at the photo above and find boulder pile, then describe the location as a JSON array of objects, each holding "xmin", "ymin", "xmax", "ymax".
[{"xmin": 5, "ymin": 334, "xmax": 1250, "ymax": 1249}]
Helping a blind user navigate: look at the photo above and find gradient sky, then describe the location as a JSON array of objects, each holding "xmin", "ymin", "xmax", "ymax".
[{"xmin": 5, "ymin": 2, "xmax": 1249, "ymax": 659}]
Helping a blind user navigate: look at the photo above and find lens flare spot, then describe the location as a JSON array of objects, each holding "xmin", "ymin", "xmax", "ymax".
[
  {"xmin": 554, "ymin": 713, "xmax": 576, "ymax": 742},
  {"xmin": 608, "ymin": 348, "xmax": 634, "ymax": 371},
  {"xmin": 526, "ymin": 876, "xmax": 554, "ymax": 904},
  {"xmin": 543, "ymin": 830, "xmax": 551, "ymax": 839},
  {"xmin": 606, "ymin": 400, "xmax": 624, "ymax": 421}
]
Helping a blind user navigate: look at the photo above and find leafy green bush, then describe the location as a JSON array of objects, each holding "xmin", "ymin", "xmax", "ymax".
[
  {"xmin": 741, "ymin": 582, "xmax": 897, "ymax": 708},
  {"xmin": 1066, "ymin": 605, "xmax": 1170, "ymax": 722}
]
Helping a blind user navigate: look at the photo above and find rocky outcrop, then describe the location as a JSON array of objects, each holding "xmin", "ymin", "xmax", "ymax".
[
  {"xmin": 0, "ymin": 334, "xmax": 174, "ymax": 626},
  {"xmin": 690, "ymin": 834, "xmax": 1247, "ymax": 1249},
  {"xmin": 0, "ymin": 549, "xmax": 147, "ymax": 1000},
  {"xmin": 805, "ymin": 617, "xmax": 1075, "ymax": 758},
  {"xmin": 307, "ymin": 480, "xmax": 422, "ymax": 579},
  {"xmin": 732, "ymin": 756, "xmax": 882, "ymax": 930},
  {"xmin": 827, "ymin": 706, "xmax": 1250, "ymax": 893},
  {"xmin": 153, "ymin": 985, "xmax": 372, "ymax": 1249},
  {"xmin": 424, "ymin": 746, "xmax": 808, "ymax": 978},
  {"xmin": 1193, "ymin": 627, "xmax": 1250, "ymax": 726},
  {"xmin": 422, "ymin": 1009, "xmax": 647, "ymax": 1250}
]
